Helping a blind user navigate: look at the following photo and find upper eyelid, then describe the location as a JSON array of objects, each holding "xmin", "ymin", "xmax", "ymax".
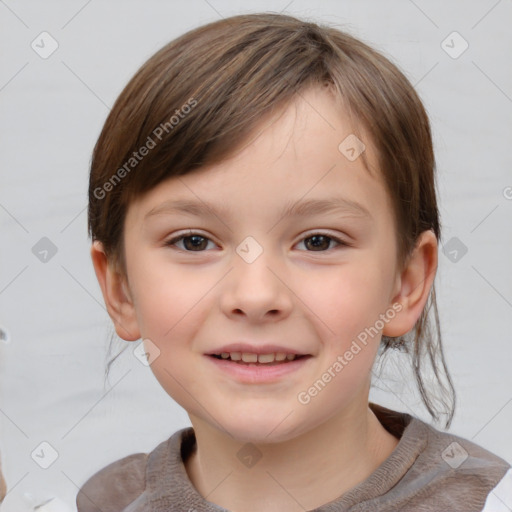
[{"xmin": 166, "ymin": 230, "xmax": 350, "ymax": 248}]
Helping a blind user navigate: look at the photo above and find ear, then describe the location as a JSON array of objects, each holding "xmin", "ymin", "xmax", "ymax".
[
  {"xmin": 90, "ymin": 240, "xmax": 141, "ymax": 341},
  {"xmin": 382, "ymin": 230, "xmax": 438, "ymax": 337}
]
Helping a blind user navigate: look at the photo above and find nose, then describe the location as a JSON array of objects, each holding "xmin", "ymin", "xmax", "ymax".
[{"xmin": 220, "ymin": 245, "xmax": 293, "ymax": 324}]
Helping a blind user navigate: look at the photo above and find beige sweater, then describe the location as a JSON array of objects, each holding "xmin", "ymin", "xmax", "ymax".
[{"xmin": 76, "ymin": 404, "xmax": 512, "ymax": 511}]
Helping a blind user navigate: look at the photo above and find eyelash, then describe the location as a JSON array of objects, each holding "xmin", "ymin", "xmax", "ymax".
[{"xmin": 165, "ymin": 231, "xmax": 350, "ymax": 253}]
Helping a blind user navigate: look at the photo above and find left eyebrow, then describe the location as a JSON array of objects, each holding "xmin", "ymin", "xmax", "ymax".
[{"xmin": 144, "ymin": 196, "xmax": 372, "ymax": 221}]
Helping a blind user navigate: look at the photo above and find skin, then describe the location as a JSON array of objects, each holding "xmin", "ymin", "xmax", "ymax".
[{"xmin": 91, "ymin": 84, "xmax": 438, "ymax": 511}]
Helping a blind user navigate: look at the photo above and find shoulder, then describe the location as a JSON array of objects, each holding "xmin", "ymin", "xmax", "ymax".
[
  {"xmin": 421, "ymin": 421, "xmax": 510, "ymax": 475},
  {"xmin": 75, "ymin": 429, "xmax": 192, "ymax": 512},
  {"xmin": 412, "ymin": 420, "xmax": 512, "ymax": 509},
  {"xmin": 76, "ymin": 452, "xmax": 148, "ymax": 512},
  {"xmin": 370, "ymin": 405, "xmax": 512, "ymax": 510}
]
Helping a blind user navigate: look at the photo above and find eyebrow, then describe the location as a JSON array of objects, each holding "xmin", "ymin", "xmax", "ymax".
[{"xmin": 144, "ymin": 196, "xmax": 372, "ymax": 222}]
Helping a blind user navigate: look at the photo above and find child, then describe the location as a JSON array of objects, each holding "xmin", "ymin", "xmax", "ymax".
[{"xmin": 77, "ymin": 12, "xmax": 511, "ymax": 512}]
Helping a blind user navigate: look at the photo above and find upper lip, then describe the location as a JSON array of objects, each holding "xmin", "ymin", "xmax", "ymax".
[{"xmin": 205, "ymin": 342, "xmax": 309, "ymax": 356}]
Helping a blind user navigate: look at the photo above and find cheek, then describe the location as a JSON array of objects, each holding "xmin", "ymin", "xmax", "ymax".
[
  {"xmin": 129, "ymin": 252, "xmax": 210, "ymax": 339},
  {"xmin": 295, "ymin": 263, "xmax": 391, "ymax": 346},
  {"xmin": 130, "ymin": 260, "xmax": 211, "ymax": 409}
]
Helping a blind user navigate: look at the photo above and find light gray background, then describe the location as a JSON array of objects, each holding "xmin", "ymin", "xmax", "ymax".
[{"xmin": 1, "ymin": 1, "xmax": 511, "ymax": 510}]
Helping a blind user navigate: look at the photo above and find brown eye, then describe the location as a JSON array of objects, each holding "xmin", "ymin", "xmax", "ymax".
[
  {"xmin": 166, "ymin": 233, "xmax": 213, "ymax": 251},
  {"xmin": 299, "ymin": 233, "xmax": 348, "ymax": 252}
]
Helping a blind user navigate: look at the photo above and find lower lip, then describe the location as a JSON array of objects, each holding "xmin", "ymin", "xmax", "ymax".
[{"xmin": 204, "ymin": 355, "xmax": 312, "ymax": 383}]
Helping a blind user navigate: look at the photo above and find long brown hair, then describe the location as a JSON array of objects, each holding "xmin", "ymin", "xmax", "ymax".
[{"xmin": 88, "ymin": 13, "xmax": 456, "ymax": 427}]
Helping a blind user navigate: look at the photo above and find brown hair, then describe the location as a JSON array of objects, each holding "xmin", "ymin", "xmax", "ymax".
[{"xmin": 88, "ymin": 12, "xmax": 456, "ymax": 427}]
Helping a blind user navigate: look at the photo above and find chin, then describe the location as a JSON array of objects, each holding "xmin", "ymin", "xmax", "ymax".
[{"xmin": 219, "ymin": 413, "xmax": 309, "ymax": 446}]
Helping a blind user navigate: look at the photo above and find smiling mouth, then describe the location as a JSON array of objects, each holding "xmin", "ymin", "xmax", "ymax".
[{"xmin": 209, "ymin": 352, "xmax": 310, "ymax": 366}]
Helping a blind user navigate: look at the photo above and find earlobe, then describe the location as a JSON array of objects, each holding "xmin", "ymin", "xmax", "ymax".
[
  {"xmin": 90, "ymin": 241, "xmax": 141, "ymax": 342},
  {"xmin": 382, "ymin": 230, "xmax": 438, "ymax": 338}
]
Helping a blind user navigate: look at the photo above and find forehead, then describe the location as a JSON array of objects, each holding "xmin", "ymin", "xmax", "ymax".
[{"xmin": 126, "ymin": 85, "xmax": 391, "ymax": 229}]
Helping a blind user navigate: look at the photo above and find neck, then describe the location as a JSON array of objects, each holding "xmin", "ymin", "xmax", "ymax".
[{"xmin": 185, "ymin": 403, "xmax": 399, "ymax": 512}]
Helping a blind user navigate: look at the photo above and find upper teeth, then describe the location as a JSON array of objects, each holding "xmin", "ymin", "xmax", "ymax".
[{"xmin": 219, "ymin": 352, "xmax": 297, "ymax": 363}]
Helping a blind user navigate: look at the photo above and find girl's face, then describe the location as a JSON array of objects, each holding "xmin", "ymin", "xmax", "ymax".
[{"xmin": 121, "ymin": 85, "xmax": 404, "ymax": 443}]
